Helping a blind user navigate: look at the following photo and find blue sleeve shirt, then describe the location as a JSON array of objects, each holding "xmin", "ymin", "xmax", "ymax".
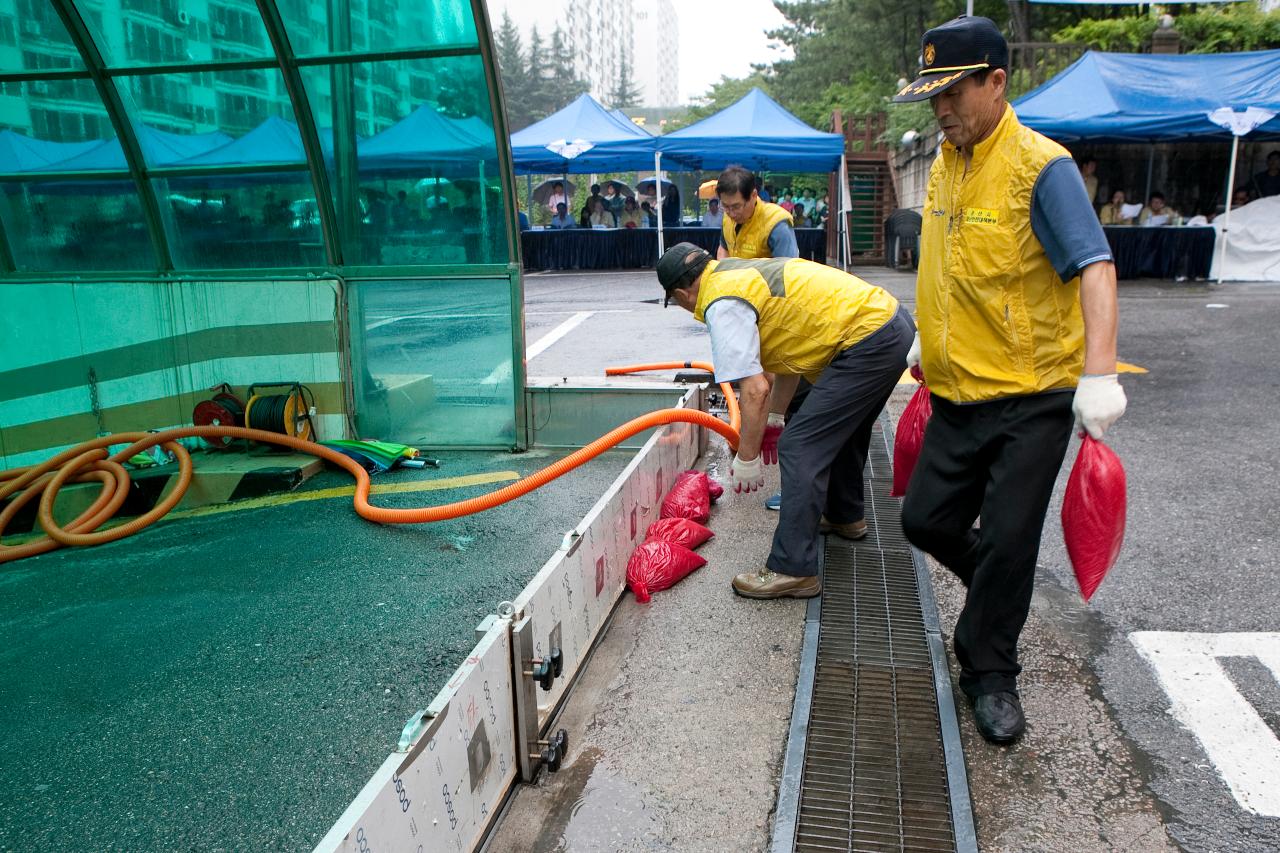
[{"xmin": 1031, "ymin": 157, "xmax": 1113, "ymax": 281}]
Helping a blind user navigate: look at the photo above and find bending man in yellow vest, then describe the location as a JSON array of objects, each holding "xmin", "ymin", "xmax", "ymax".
[
  {"xmin": 657, "ymin": 243, "xmax": 914, "ymax": 599},
  {"xmin": 893, "ymin": 16, "xmax": 1127, "ymax": 745},
  {"xmin": 715, "ymin": 165, "xmax": 800, "ymax": 513}
]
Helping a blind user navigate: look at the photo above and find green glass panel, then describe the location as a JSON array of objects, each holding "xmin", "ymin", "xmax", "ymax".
[
  {"xmin": 351, "ymin": 277, "xmax": 516, "ymax": 447},
  {"xmin": 0, "ymin": 0, "xmax": 84, "ymax": 72},
  {"xmin": 78, "ymin": 0, "xmax": 271, "ymax": 66},
  {"xmin": 0, "ymin": 180, "xmax": 154, "ymax": 271},
  {"xmin": 0, "ymin": 80, "xmax": 113, "ymax": 173},
  {"xmin": 155, "ymin": 173, "xmax": 327, "ymax": 269},
  {"xmin": 118, "ymin": 68, "xmax": 296, "ymax": 153},
  {"xmin": 301, "ymin": 55, "xmax": 506, "ymax": 266},
  {"xmin": 277, "ymin": 0, "xmax": 477, "ymax": 57}
]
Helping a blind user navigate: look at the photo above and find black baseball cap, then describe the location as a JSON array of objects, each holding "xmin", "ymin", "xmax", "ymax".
[
  {"xmin": 892, "ymin": 16, "xmax": 1008, "ymax": 103},
  {"xmin": 657, "ymin": 243, "xmax": 711, "ymax": 307}
]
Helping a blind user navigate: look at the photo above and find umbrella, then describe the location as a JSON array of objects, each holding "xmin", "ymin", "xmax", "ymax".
[
  {"xmin": 698, "ymin": 179, "xmax": 718, "ymax": 200},
  {"xmin": 635, "ymin": 176, "xmax": 676, "ymax": 195},
  {"xmin": 530, "ymin": 177, "xmax": 576, "ymax": 206},
  {"xmin": 544, "ymin": 138, "xmax": 595, "ymax": 159},
  {"xmin": 601, "ymin": 179, "xmax": 634, "ymax": 197}
]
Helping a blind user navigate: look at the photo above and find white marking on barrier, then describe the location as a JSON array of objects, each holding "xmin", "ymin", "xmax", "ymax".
[
  {"xmin": 1131, "ymin": 631, "xmax": 1280, "ymax": 817},
  {"xmin": 525, "ymin": 311, "xmax": 594, "ymax": 361}
]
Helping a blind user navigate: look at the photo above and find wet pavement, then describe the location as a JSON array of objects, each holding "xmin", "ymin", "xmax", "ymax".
[{"xmin": 0, "ymin": 449, "xmax": 633, "ymax": 852}]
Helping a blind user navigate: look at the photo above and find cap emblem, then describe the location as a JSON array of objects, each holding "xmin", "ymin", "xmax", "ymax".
[{"xmin": 923, "ymin": 43, "xmax": 936, "ymax": 66}]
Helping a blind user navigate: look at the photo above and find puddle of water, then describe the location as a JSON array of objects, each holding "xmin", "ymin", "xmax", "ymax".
[{"xmin": 533, "ymin": 746, "xmax": 664, "ymax": 852}]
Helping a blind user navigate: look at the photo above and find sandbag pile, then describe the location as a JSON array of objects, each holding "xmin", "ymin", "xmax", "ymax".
[{"xmin": 627, "ymin": 470, "xmax": 721, "ymax": 603}]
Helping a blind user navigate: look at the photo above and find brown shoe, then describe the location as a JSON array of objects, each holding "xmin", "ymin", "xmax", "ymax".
[
  {"xmin": 731, "ymin": 569, "xmax": 821, "ymax": 599},
  {"xmin": 819, "ymin": 516, "xmax": 867, "ymax": 540}
]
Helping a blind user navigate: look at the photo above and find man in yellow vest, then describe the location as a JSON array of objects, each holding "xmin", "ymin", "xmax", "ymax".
[
  {"xmin": 893, "ymin": 16, "xmax": 1127, "ymax": 745},
  {"xmin": 715, "ymin": 165, "xmax": 800, "ymax": 513},
  {"xmin": 657, "ymin": 243, "xmax": 914, "ymax": 599},
  {"xmin": 716, "ymin": 165, "xmax": 797, "ymax": 260}
]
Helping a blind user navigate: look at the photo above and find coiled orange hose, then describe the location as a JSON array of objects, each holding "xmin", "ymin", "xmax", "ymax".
[{"xmin": 1, "ymin": 391, "xmax": 739, "ymax": 565}]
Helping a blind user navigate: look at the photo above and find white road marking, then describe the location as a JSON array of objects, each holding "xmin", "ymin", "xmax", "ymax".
[
  {"xmin": 525, "ymin": 311, "xmax": 594, "ymax": 361},
  {"xmin": 1131, "ymin": 631, "xmax": 1280, "ymax": 816},
  {"xmin": 366, "ymin": 308, "xmax": 630, "ymax": 331}
]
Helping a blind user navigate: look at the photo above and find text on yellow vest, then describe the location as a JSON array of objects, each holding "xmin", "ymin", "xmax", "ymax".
[
  {"xmin": 721, "ymin": 200, "xmax": 793, "ymax": 258},
  {"xmin": 693, "ymin": 257, "xmax": 899, "ymax": 383}
]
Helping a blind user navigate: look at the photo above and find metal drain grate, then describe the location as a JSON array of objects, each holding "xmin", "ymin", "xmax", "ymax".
[{"xmin": 776, "ymin": 418, "xmax": 975, "ymax": 853}]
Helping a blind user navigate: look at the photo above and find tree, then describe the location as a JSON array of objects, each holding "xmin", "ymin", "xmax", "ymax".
[
  {"xmin": 494, "ymin": 12, "xmax": 534, "ymax": 130},
  {"xmin": 546, "ymin": 25, "xmax": 589, "ymax": 111},
  {"xmin": 610, "ymin": 57, "xmax": 643, "ymax": 109},
  {"xmin": 525, "ymin": 26, "xmax": 552, "ymax": 122}
]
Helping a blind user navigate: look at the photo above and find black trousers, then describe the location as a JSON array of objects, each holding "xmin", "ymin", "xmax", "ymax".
[
  {"xmin": 901, "ymin": 391, "xmax": 1073, "ymax": 698},
  {"xmin": 766, "ymin": 308, "xmax": 915, "ymax": 577}
]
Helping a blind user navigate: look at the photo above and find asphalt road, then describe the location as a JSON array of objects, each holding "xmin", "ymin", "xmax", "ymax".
[{"xmin": 518, "ymin": 268, "xmax": 1280, "ymax": 852}]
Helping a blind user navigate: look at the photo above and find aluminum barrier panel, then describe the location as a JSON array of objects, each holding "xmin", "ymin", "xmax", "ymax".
[{"xmin": 315, "ymin": 385, "xmax": 706, "ymax": 853}]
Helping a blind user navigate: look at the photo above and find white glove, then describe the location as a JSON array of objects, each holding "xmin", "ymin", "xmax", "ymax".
[
  {"xmin": 906, "ymin": 332, "xmax": 921, "ymax": 370},
  {"xmin": 1072, "ymin": 374, "xmax": 1127, "ymax": 439},
  {"xmin": 730, "ymin": 453, "xmax": 764, "ymax": 494}
]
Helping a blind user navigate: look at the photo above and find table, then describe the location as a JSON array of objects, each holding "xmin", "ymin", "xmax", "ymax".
[
  {"xmin": 1103, "ymin": 226, "xmax": 1215, "ymax": 280},
  {"xmin": 520, "ymin": 226, "xmax": 828, "ymax": 271}
]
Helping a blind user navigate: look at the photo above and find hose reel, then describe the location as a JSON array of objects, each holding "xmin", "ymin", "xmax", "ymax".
[
  {"xmin": 191, "ymin": 384, "xmax": 246, "ymax": 450},
  {"xmin": 244, "ymin": 382, "xmax": 316, "ymax": 442}
]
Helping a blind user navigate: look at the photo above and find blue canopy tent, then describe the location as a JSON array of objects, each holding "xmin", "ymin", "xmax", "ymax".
[
  {"xmin": 654, "ymin": 88, "xmax": 846, "ymax": 259},
  {"xmin": 1013, "ymin": 50, "xmax": 1280, "ymax": 143},
  {"xmin": 0, "ymin": 130, "xmax": 100, "ymax": 173},
  {"xmin": 1014, "ymin": 49, "xmax": 1280, "ymax": 280},
  {"xmin": 509, "ymin": 93, "xmax": 657, "ymax": 174},
  {"xmin": 657, "ymin": 87, "xmax": 845, "ymax": 173},
  {"xmin": 359, "ymin": 103, "xmax": 496, "ymax": 175},
  {"xmin": 177, "ymin": 115, "xmax": 325, "ymax": 167},
  {"xmin": 38, "ymin": 125, "xmax": 233, "ymax": 171}
]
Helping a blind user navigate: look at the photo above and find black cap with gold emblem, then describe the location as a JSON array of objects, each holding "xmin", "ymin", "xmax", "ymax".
[{"xmin": 892, "ymin": 16, "xmax": 1008, "ymax": 103}]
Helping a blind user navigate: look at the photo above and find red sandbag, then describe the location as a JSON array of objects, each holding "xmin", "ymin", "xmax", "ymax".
[
  {"xmin": 661, "ymin": 471, "xmax": 711, "ymax": 523},
  {"xmin": 1061, "ymin": 435, "xmax": 1127, "ymax": 602},
  {"xmin": 891, "ymin": 383, "xmax": 932, "ymax": 497},
  {"xmin": 626, "ymin": 540, "xmax": 707, "ymax": 603},
  {"xmin": 644, "ymin": 517, "xmax": 714, "ymax": 550}
]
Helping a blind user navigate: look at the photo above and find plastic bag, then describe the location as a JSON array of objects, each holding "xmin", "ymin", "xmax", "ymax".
[
  {"xmin": 644, "ymin": 517, "xmax": 714, "ymax": 550},
  {"xmin": 661, "ymin": 471, "xmax": 712, "ymax": 523},
  {"xmin": 891, "ymin": 383, "xmax": 932, "ymax": 497},
  {"xmin": 1061, "ymin": 435, "xmax": 1127, "ymax": 602},
  {"xmin": 626, "ymin": 540, "xmax": 707, "ymax": 603}
]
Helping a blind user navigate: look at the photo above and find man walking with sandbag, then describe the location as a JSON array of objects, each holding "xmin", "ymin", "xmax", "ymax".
[
  {"xmin": 893, "ymin": 16, "xmax": 1126, "ymax": 745},
  {"xmin": 656, "ymin": 244, "xmax": 913, "ymax": 599}
]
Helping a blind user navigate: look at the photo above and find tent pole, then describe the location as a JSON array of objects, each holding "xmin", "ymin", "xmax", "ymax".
[
  {"xmin": 1217, "ymin": 135, "xmax": 1239, "ymax": 285},
  {"xmin": 839, "ymin": 154, "xmax": 853, "ymax": 271},
  {"xmin": 655, "ymin": 151, "xmax": 665, "ymax": 258},
  {"xmin": 1144, "ymin": 145, "xmax": 1155, "ymax": 205},
  {"xmin": 525, "ymin": 174, "xmax": 533, "ymax": 221},
  {"xmin": 480, "ymin": 159, "xmax": 488, "ymax": 245}
]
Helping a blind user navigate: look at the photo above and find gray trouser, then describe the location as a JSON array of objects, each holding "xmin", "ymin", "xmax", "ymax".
[{"xmin": 766, "ymin": 307, "xmax": 915, "ymax": 577}]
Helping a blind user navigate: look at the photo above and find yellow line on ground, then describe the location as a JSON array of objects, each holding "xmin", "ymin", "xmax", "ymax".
[
  {"xmin": 1117, "ymin": 361, "xmax": 1149, "ymax": 374},
  {"xmin": 172, "ymin": 470, "xmax": 523, "ymax": 520}
]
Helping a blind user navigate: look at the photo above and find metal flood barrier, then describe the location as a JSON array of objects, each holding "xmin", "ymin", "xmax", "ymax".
[
  {"xmin": 314, "ymin": 384, "xmax": 706, "ymax": 853},
  {"xmin": 773, "ymin": 417, "xmax": 977, "ymax": 853}
]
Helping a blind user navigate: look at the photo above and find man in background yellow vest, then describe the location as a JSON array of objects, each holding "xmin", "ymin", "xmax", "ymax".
[
  {"xmin": 657, "ymin": 243, "xmax": 914, "ymax": 599},
  {"xmin": 893, "ymin": 16, "xmax": 1127, "ymax": 745},
  {"xmin": 716, "ymin": 165, "xmax": 800, "ymax": 513}
]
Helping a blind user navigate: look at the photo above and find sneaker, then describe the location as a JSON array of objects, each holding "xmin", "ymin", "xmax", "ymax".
[
  {"xmin": 731, "ymin": 569, "xmax": 821, "ymax": 599},
  {"xmin": 972, "ymin": 690, "xmax": 1026, "ymax": 744},
  {"xmin": 763, "ymin": 493, "xmax": 781, "ymax": 511},
  {"xmin": 819, "ymin": 516, "xmax": 867, "ymax": 540}
]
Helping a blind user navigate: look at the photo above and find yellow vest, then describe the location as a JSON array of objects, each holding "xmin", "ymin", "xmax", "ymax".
[
  {"xmin": 918, "ymin": 105, "xmax": 1084, "ymax": 403},
  {"xmin": 721, "ymin": 201, "xmax": 793, "ymax": 258},
  {"xmin": 693, "ymin": 257, "xmax": 899, "ymax": 383}
]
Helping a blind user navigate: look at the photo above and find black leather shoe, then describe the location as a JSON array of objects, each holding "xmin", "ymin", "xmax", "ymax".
[{"xmin": 972, "ymin": 691, "xmax": 1025, "ymax": 744}]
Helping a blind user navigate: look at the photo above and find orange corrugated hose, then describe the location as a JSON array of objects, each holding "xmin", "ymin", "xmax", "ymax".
[
  {"xmin": 1, "ymin": 369, "xmax": 738, "ymax": 565},
  {"xmin": 604, "ymin": 361, "xmax": 739, "ymax": 432}
]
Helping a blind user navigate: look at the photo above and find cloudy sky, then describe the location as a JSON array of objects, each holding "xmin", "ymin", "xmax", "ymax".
[{"xmin": 675, "ymin": 1, "xmax": 792, "ymax": 101}]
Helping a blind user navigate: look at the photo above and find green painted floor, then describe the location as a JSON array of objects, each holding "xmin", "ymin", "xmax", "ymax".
[{"xmin": 0, "ymin": 448, "xmax": 634, "ymax": 852}]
